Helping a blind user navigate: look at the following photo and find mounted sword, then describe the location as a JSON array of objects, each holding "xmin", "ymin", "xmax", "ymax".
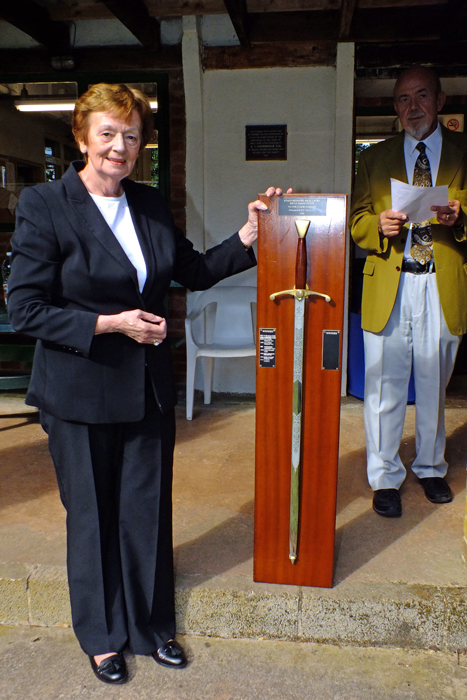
[{"xmin": 269, "ymin": 220, "xmax": 331, "ymax": 563}]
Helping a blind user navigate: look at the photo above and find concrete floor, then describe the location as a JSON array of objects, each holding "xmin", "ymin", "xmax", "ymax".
[
  {"xmin": 1, "ymin": 386, "xmax": 467, "ymax": 649},
  {"xmin": 1, "ymin": 390, "xmax": 466, "ymax": 585},
  {"xmin": 1, "ymin": 626, "xmax": 467, "ymax": 700}
]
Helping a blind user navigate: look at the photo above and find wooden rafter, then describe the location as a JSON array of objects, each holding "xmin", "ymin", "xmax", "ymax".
[
  {"xmin": 0, "ymin": 0, "xmax": 70, "ymax": 51},
  {"xmin": 224, "ymin": 0, "xmax": 250, "ymax": 47},
  {"xmin": 356, "ymin": 40, "xmax": 467, "ymax": 69},
  {"xmin": 350, "ymin": 5, "xmax": 443, "ymax": 41},
  {"xmin": 0, "ymin": 0, "xmax": 461, "ymax": 55},
  {"xmin": 246, "ymin": 4, "xmax": 445, "ymax": 43},
  {"xmin": 442, "ymin": 0, "xmax": 467, "ymax": 39},
  {"xmin": 0, "ymin": 46, "xmax": 182, "ymax": 75},
  {"xmin": 203, "ymin": 41, "xmax": 337, "ymax": 70},
  {"xmin": 248, "ymin": 11, "xmax": 338, "ymax": 43},
  {"xmin": 339, "ymin": 0, "xmax": 358, "ymax": 39},
  {"xmin": 100, "ymin": 0, "xmax": 161, "ymax": 49}
]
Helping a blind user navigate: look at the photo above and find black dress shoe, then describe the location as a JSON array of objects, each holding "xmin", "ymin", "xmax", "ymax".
[
  {"xmin": 373, "ymin": 488, "xmax": 402, "ymax": 518},
  {"xmin": 89, "ymin": 653, "xmax": 128, "ymax": 684},
  {"xmin": 152, "ymin": 640, "xmax": 187, "ymax": 669},
  {"xmin": 419, "ymin": 477, "xmax": 452, "ymax": 504}
]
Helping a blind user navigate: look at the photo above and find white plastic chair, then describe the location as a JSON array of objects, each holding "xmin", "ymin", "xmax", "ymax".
[{"xmin": 185, "ymin": 286, "xmax": 257, "ymax": 420}]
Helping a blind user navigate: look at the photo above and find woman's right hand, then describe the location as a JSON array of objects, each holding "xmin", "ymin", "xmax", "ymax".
[{"xmin": 95, "ymin": 309, "xmax": 167, "ymax": 345}]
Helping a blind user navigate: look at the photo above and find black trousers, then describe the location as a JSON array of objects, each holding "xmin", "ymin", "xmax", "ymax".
[{"xmin": 40, "ymin": 393, "xmax": 176, "ymax": 656}]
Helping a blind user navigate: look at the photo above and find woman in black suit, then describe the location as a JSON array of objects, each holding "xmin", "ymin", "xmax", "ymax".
[{"xmin": 8, "ymin": 83, "xmax": 277, "ymax": 684}]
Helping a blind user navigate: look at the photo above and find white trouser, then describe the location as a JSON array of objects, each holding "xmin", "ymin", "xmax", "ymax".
[{"xmin": 363, "ymin": 272, "xmax": 461, "ymax": 491}]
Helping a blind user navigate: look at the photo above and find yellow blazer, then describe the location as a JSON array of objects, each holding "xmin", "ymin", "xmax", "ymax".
[{"xmin": 350, "ymin": 125, "xmax": 467, "ymax": 335}]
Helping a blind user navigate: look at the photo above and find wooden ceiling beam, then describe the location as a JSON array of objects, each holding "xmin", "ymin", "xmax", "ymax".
[
  {"xmin": 442, "ymin": 0, "xmax": 467, "ymax": 39},
  {"xmin": 203, "ymin": 41, "xmax": 336, "ymax": 69},
  {"xmin": 356, "ymin": 40, "xmax": 467, "ymax": 68},
  {"xmin": 0, "ymin": 46, "xmax": 182, "ymax": 76},
  {"xmin": 246, "ymin": 5, "xmax": 446, "ymax": 43},
  {"xmin": 100, "ymin": 0, "xmax": 161, "ymax": 48},
  {"xmin": 349, "ymin": 5, "xmax": 445, "ymax": 41},
  {"xmin": 49, "ymin": 0, "xmax": 227, "ymax": 21},
  {"xmin": 44, "ymin": 0, "xmax": 449, "ymax": 22},
  {"xmin": 358, "ymin": 0, "xmax": 448, "ymax": 6},
  {"xmin": 223, "ymin": 0, "xmax": 251, "ymax": 46},
  {"xmin": 0, "ymin": 0, "xmax": 70, "ymax": 51},
  {"xmin": 247, "ymin": 0, "xmax": 338, "ymax": 9},
  {"xmin": 339, "ymin": 0, "xmax": 358, "ymax": 39},
  {"xmin": 248, "ymin": 11, "xmax": 338, "ymax": 42}
]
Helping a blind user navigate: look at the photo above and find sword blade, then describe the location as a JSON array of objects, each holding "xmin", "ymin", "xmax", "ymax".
[{"xmin": 289, "ymin": 294, "xmax": 306, "ymax": 563}]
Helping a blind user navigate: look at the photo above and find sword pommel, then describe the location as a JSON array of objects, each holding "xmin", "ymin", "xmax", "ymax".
[
  {"xmin": 295, "ymin": 220, "xmax": 310, "ymax": 238},
  {"xmin": 295, "ymin": 220, "xmax": 309, "ymax": 291}
]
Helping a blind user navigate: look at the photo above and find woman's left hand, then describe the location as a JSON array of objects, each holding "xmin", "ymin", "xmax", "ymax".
[{"xmin": 238, "ymin": 187, "xmax": 293, "ymax": 248}]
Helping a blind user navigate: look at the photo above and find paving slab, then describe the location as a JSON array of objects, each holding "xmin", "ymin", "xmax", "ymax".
[{"xmin": 1, "ymin": 627, "xmax": 467, "ymax": 700}]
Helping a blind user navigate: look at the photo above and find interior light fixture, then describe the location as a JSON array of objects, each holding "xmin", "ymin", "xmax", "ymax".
[
  {"xmin": 355, "ymin": 138, "xmax": 383, "ymax": 145},
  {"xmin": 15, "ymin": 99, "xmax": 76, "ymax": 112},
  {"xmin": 15, "ymin": 99, "xmax": 158, "ymax": 112}
]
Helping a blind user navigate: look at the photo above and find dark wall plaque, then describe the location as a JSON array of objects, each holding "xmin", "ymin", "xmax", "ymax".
[
  {"xmin": 246, "ymin": 125, "xmax": 287, "ymax": 161},
  {"xmin": 259, "ymin": 328, "xmax": 276, "ymax": 368},
  {"xmin": 278, "ymin": 196, "xmax": 327, "ymax": 217}
]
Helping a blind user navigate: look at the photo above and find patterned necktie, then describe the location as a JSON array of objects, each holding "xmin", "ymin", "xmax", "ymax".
[{"xmin": 410, "ymin": 142, "xmax": 433, "ymax": 265}]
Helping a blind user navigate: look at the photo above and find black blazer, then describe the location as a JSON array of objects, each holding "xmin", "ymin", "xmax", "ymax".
[{"xmin": 8, "ymin": 162, "xmax": 256, "ymax": 423}]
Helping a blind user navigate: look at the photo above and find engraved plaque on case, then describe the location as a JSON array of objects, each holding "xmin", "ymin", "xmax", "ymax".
[
  {"xmin": 322, "ymin": 331, "xmax": 340, "ymax": 370},
  {"xmin": 278, "ymin": 197, "xmax": 327, "ymax": 217},
  {"xmin": 259, "ymin": 328, "xmax": 276, "ymax": 368}
]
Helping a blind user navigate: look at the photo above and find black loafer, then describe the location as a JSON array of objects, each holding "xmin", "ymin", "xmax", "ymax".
[
  {"xmin": 89, "ymin": 653, "xmax": 128, "ymax": 684},
  {"xmin": 373, "ymin": 488, "xmax": 402, "ymax": 518},
  {"xmin": 419, "ymin": 477, "xmax": 452, "ymax": 504},
  {"xmin": 152, "ymin": 640, "xmax": 187, "ymax": 669}
]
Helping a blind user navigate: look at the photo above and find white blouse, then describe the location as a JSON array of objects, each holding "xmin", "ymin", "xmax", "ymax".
[{"xmin": 90, "ymin": 192, "xmax": 147, "ymax": 293}]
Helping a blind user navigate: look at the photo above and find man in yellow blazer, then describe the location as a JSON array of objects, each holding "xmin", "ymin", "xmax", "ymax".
[{"xmin": 350, "ymin": 66, "xmax": 467, "ymax": 517}]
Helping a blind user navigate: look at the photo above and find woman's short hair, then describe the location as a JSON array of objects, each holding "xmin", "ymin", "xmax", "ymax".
[{"xmin": 72, "ymin": 83, "xmax": 154, "ymax": 149}]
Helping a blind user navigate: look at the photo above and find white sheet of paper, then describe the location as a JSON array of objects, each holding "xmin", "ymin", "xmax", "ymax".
[{"xmin": 390, "ymin": 178, "xmax": 449, "ymax": 223}]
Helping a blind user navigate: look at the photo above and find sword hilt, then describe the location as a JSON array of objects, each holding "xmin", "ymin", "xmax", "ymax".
[
  {"xmin": 269, "ymin": 219, "xmax": 332, "ymax": 303},
  {"xmin": 269, "ymin": 288, "xmax": 331, "ymax": 303}
]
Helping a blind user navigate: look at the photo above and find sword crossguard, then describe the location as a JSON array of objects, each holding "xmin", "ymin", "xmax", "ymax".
[{"xmin": 269, "ymin": 287, "xmax": 331, "ymax": 303}]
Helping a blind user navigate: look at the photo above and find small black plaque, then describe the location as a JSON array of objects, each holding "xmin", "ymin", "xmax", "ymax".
[
  {"xmin": 322, "ymin": 331, "xmax": 340, "ymax": 370},
  {"xmin": 259, "ymin": 328, "xmax": 276, "ymax": 368},
  {"xmin": 279, "ymin": 197, "xmax": 327, "ymax": 217},
  {"xmin": 246, "ymin": 125, "xmax": 287, "ymax": 161}
]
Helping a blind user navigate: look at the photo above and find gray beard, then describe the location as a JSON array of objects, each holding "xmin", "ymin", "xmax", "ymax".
[{"xmin": 404, "ymin": 117, "xmax": 432, "ymax": 141}]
